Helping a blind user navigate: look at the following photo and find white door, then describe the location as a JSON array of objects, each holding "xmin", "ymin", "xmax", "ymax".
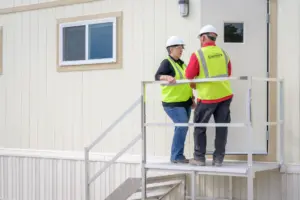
[{"xmin": 201, "ymin": 0, "xmax": 268, "ymax": 154}]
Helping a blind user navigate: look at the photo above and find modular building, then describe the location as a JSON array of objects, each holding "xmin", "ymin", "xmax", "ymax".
[{"xmin": 0, "ymin": 0, "xmax": 299, "ymax": 200}]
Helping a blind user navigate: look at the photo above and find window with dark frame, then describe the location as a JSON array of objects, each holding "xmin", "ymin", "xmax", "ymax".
[{"xmin": 224, "ymin": 23, "xmax": 244, "ymax": 43}]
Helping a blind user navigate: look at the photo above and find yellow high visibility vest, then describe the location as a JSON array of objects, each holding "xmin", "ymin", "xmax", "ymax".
[
  {"xmin": 160, "ymin": 57, "xmax": 193, "ymax": 103},
  {"xmin": 194, "ymin": 46, "xmax": 233, "ymax": 100}
]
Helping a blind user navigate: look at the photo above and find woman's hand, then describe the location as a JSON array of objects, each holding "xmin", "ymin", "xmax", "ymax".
[{"xmin": 160, "ymin": 75, "xmax": 176, "ymax": 84}]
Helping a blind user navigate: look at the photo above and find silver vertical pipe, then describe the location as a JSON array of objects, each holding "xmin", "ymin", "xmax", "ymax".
[
  {"xmin": 191, "ymin": 172, "xmax": 196, "ymax": 200},
  {"xmin": 246, "ymin": 76, "xmax": 254, "ymax": 200},
  {"xmin": 228, "ymin": 176, "xmax": 233, "ymax": 200},
  {"xmin": 184, "ymin": 174, "xmax": 187, "ymax": 200},
  {"xmin": 276, "ymin": 79, "xmax": 280, "ymax": 163},
  {"xmin": 141, "ymin": 81, "xmax": 147, "ymax": 200},
  {"xmin": 246, "ymin": 76, "xmax": 253, "ymax": 168},
  {"xmin": 84, "ymin": 147, "xmax": 90, "ymax": 200},
  {"xmin": 279, "ymin": 80, "xmax": 285, "ymax": 165}
]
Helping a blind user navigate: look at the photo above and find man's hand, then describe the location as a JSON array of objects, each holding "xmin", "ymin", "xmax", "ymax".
[
  {"xmin": 192, "ymin": 100, "xmax": 197, "ymax": 109},
  {"xmin": 192, "ymin": 96, "xmax": 197, "ymax": 109},
  {"xmin": 190, "ymin": 83, "xmax": 196, "ymax": 89}
]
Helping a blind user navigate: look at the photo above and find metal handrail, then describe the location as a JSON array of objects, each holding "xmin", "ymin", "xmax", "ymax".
[
  {"xmin": 140, "ymin": 76, "xmax": 284, "ymax": 200},
  {"xmin": 145, "ymin": 122, "xmax": 246, "ymax": 127},
  {"xmin": 88, "ymin": 133, "xmax": 142, "ymax": 184},
  {"xmin": 86, "ymin": 97, "xmax": 141, "ymax": 151},
  {"xmin": 143, "ymin": 76, "xmax": 281, "ymax": 85},
  {"xmin": 84, "ymin": 96, "xmax": 142, "ymax": 200},
  {"xmin": 83, "ymin": 75, "xmax": 284, "ymax": 200}
]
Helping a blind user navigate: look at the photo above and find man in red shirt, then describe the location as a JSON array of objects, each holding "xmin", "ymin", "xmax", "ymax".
[{"xmin": 185, "ymin": 25, "xmax": 233, "ymax": 167}]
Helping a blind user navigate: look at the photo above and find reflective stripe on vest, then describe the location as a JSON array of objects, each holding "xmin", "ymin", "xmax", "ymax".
[
  {"xmin": 197, "ymin": 48, "xmax": 229, "ymax": 78},
  {"xmin": 160, "ymin": 57, "xmax": 193, "ymax": 103},
  {"xmin": 194, "ymin": 46, "xmax": 233, "ymax": 100}
]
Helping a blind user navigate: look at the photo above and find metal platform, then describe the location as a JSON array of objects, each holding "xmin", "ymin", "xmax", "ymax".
[
  {"xmin": 145, "ymin": 160, "xmax": 281, "ymax": 177},
  {"xmin": 83, "ymin": 76, "xmax": 285, "ymax": 200},
  {"xmin": 140, "ymin": 77, "xmax": 285, "ymax": 200}
]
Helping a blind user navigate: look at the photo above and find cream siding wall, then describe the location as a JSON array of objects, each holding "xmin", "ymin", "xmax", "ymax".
[
  {"xmin": 1, "ymin": 0, "xmax": 300, "ymax": 199},
  {"xmin": 0, "ymin": 0, "xmax": 202, "ymax": 159},
  {"xmin": 277, "ymin": 0, "xmax": 300, "ymax": 163},
  {"xmin": 2, "ymin": 1, "xmax": 300, "ymax": 163},
  {"xmin": 0, "ymin": 0, "xmax": 56, "ymax": 9}
]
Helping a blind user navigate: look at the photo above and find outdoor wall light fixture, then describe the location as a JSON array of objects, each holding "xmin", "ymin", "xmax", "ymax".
[{"xmin": 178, "ymin": 0, "xmax": 189, "ymax": 17}]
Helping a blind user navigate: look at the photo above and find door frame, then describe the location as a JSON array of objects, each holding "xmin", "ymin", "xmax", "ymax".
[
  {"xmin": 205, "ymin": 0, "xmax": 277, "ymax": 158},
  {"xmin": 223, "ymin": 0, "xmax": 278, "ymax": 162}
]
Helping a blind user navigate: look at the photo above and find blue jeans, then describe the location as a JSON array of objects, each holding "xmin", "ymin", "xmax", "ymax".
[{"xmin": 163, "ymin": 106, "xmax": 191, "ymax": 161}]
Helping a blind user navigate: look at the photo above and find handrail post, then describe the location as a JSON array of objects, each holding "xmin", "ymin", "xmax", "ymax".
[
  {"xmin": 278, "ymin": 79, "xmax": 285, "ymax": 165},
  {"xmin": 84, "ymin": 147, "xmax": 90, "ymax": 200},
  {"xmin": 141, "ymin": 81, "xmax": 147, "ymax": 200},
  {"xmin": 246, "ymin": 76, "xmax": 254, "ymax": 200},
  {"xmin": 247, "ymin": 76, "xmax": 253, "ymax": 167}
]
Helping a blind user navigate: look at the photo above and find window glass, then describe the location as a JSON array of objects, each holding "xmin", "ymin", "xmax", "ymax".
[
  {"xmin": 63, "ymin": 25, "xmax": 86, "ymax": 61},
  {"xmin": 88, "ymin": 22, "xmax": 113, "ymax": 59},
  {"xmin": 224, "ymin": 23, "xmax": 244, "ymax": 43}
]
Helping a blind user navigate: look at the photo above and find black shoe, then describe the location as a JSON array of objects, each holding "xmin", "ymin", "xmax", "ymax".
[{"xmin": 212, "ymin": 157, "xmax": 223, "ymax": 167}]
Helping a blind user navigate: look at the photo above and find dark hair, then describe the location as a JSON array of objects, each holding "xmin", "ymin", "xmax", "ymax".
[
  {"xmin": 167, "ymin": 47, "xmax": 171, "ymax": 54},
  {"xmin": 166, "ymin": 45, "xmax": 184, "ymax": 54}
]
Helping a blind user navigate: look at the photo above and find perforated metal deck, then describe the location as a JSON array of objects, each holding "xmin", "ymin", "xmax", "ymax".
[{"xmin": 145, "ymin": 160, "xmax": 280, "ymax": 177}]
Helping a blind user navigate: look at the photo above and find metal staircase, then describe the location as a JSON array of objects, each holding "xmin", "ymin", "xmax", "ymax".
[
  {"xmin": 84, "ymin": 76, "xmax": 285, "ymax": 200},
  {"xmin": 126, "ymin": 179, "xmax": 182, "ymax": 200},
  {"xmin": 105, "ymin": 174, "xmax": 185, "ymax": 200}
]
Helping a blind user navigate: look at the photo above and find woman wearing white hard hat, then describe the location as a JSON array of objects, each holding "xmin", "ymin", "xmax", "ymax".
[{"xmin": 155, "ymin": 36, "xmax": 196, "ymax": 164}]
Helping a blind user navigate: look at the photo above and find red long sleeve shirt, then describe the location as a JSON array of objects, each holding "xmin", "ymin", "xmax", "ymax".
[{"xmin": 185, "ymin": 42, "xmax": 233, "ymax": 104}]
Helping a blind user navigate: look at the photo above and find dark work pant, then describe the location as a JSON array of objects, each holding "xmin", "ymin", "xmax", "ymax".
[{"xmin": 193, "ymin": 98, "xmax": 232, "ymax": 161}]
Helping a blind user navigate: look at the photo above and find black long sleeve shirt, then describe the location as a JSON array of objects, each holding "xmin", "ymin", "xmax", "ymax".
[{"xmin": 154, "ymin": 56, "xmax": 193, "ymax": 108}]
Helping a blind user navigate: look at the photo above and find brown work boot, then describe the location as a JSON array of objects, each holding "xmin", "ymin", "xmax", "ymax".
[
  {"xmin": 171, "ymin": 158, "xmax": 190, "ymax": 164},
  {"xmin": 189, "ymin": 158, "xmax": 206, "ymax": 166}
]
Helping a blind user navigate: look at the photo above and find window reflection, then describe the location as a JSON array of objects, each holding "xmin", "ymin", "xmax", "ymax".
[{"xmin": 224, "ymin": 23, "xmax": 244, "ymax": 43}]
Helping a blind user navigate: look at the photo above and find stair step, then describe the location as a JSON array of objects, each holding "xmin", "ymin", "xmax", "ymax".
[
  {"xmin": 105, "ymin": 178, "xmax": 141, "ymax": 200},
  {"xmin": 127, "ymin": 187, "xmax": 171, "ymax": 200},
  {"xmin": 137, "ymin": 180, "xmax": 182, "ymax": 191}
]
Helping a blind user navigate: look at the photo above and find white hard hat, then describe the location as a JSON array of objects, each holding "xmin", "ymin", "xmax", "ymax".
[
  {"xmin": 166, "ymin": 36, "xmax": 185, "ymax": 47},
  {"xmin": 198, "ymin": 24, "xmax": 218, "ymax": 37}
]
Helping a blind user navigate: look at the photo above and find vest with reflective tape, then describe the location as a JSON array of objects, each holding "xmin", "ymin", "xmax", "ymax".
[
  {"xmin": 160, "ymin": 57, "xmax": 193, "ymax": 103},
  {"xmin": 194, "ymin": 46, "xmax": 233, "ymax": 100}
]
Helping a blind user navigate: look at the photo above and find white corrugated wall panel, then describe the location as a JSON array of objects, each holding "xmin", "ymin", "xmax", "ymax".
[
  {"xmin": 185, "ymin": 170, "xmax": 300, "ymax": 200},
  {"xmin": 0, "ymin": 156, "xmax": 140, "ymax": 200},
  {"xmin": 1, "ymin": 152, "xmax": 300, "ymax": 200},
  {"xmin": 282, "ymin": 173, "xmax": 300, "ymax": 200}
]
